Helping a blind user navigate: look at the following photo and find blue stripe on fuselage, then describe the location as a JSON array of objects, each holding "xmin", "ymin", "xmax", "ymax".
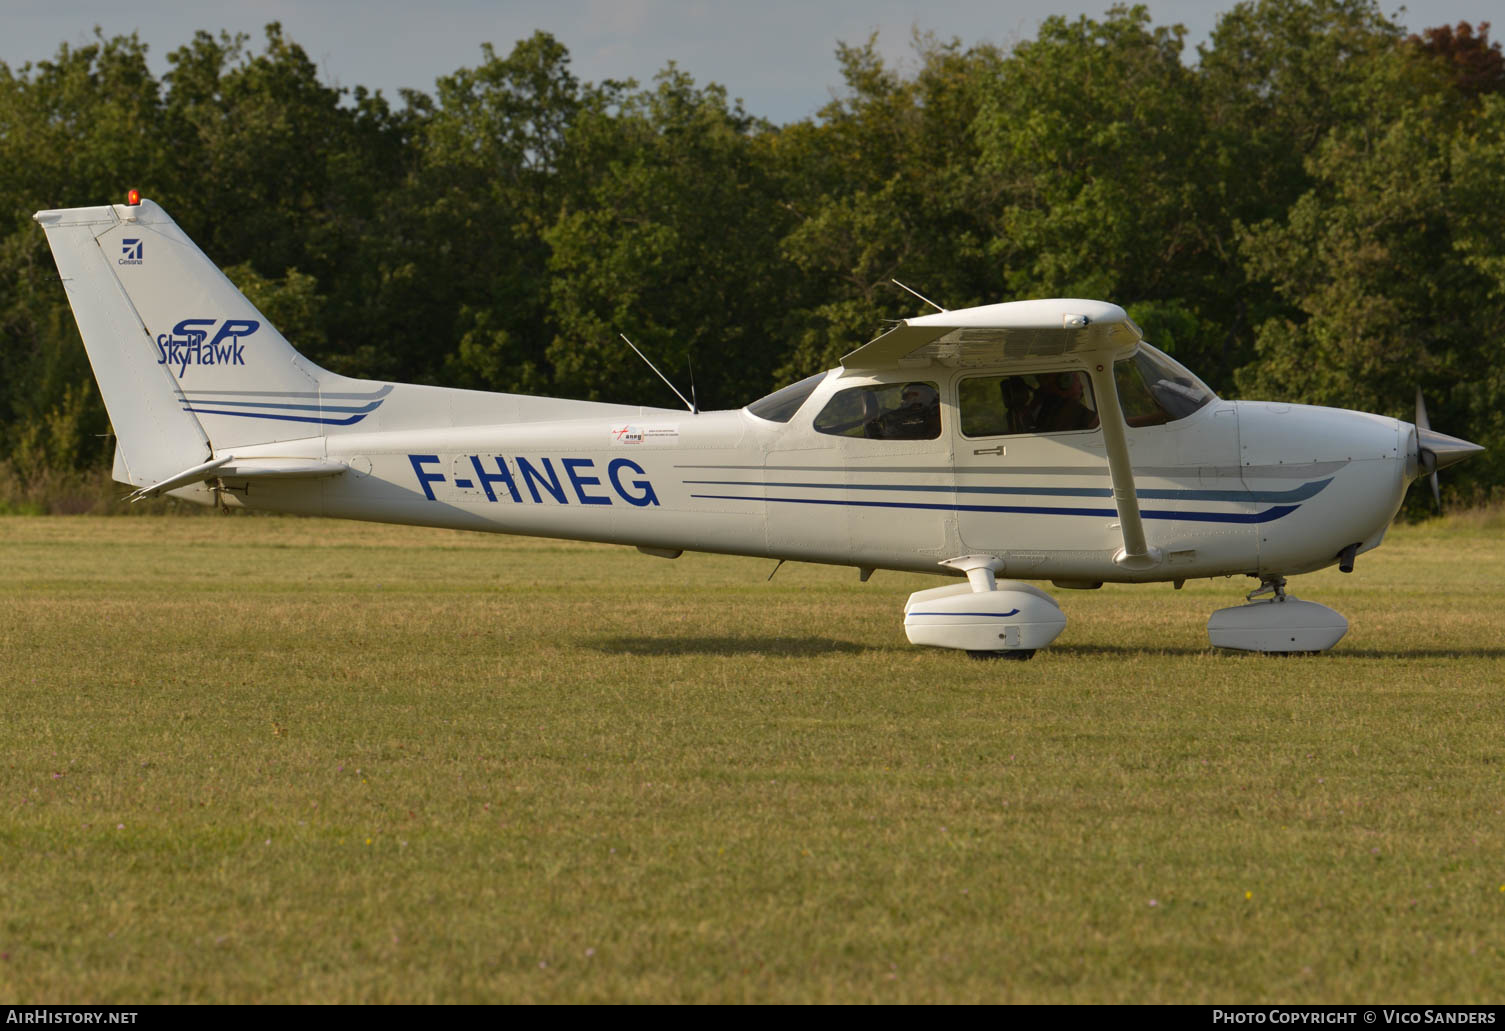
[
  {"xmin": 177, "ymin": 397, "xmax": 385, "ymax": 414},
  {"xmin": 180, "ymin": 407, "xmax": 371, "ymax": 426},
  {"xmin": 688, "ymin": 493, "xmax": 1301, "ymax": 523},
  {"xmin": 681, "ymin": 478, "xmax": 1332, "ymax": 504}
]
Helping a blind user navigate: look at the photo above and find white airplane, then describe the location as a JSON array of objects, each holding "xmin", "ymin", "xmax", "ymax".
[{"xmin": 34, "ymin": 193, "xmax": 1484, "ymax": 658}]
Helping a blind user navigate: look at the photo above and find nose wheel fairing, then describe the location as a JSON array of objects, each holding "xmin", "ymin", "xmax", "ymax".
[{"xmin": 1207, "ymin": 585, "xmax": 1349, "ymax": 653}]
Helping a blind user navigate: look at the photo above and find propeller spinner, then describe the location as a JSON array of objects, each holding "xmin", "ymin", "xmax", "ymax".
[{"xmin": 1414, "ymin": 388, "xmax": 1485, "ymax": 509}]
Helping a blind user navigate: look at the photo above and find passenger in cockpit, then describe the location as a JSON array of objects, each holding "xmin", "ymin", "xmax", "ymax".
[{"xmin": 1032, "ymin": 372, "xmax": 1098, "ymax": 433}]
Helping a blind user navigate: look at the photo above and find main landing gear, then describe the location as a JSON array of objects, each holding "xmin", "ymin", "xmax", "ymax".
[
  {"xmin": 902, "ymin": 555, "xmax": 1068, "ymax": 660},
  {"xmin": 1206, "ymin": 575, "xmax": 1348, "ymax": 653}
]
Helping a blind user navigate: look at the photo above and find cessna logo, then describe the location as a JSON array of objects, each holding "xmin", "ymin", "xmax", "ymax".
[
  {"xmin": 119, "ymin": 238, "xmax": 143, "ymax": 265},
  {"xmin": 155, "ymin": 318, "xmax": 260, "ymax": 376}
]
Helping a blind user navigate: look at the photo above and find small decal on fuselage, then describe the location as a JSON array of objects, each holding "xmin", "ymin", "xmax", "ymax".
[
  {"xmin": 610, "ymin": 424, "xmax": 679, "ymax": 445},
  {"xmin": 409, "ymin": 455, "xmax": 660, "ymax": 507}
]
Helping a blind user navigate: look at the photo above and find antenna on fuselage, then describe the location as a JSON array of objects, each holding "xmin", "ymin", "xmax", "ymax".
[
  {"xmin": 619, "ymin": 333, "xmax": 698, "ymax": 414},
  {"xmin": 891, "ymin": 279, "xmax": 949, "ymax": 314}
]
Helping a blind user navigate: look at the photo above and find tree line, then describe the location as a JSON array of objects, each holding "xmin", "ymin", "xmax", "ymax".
[{"xmin": 2, "ymin": 1, "xmax": 1502, "ymax": 508}]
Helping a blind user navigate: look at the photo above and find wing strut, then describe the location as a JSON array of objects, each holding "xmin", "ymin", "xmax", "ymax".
[{"xmin": 1086, "ymin": 357, "xmax": 1161, "ymax": 570}]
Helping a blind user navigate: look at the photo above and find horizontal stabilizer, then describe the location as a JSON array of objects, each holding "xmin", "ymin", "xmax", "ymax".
[
  {"xmin": 216, "ymin": 458, "xmax": 348, "ymax": 479},
  {"xmin": 125, "ymin": 455, "xmax": 346, "ymax": 502}
]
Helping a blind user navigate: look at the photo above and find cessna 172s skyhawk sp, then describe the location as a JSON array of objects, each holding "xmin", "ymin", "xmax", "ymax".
[{"xmin": 34, "ymin": 194, "xmax": 1484, "ymax": 657}]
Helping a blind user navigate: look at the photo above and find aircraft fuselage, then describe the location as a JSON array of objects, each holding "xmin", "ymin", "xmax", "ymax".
[{"xmin": 188, "ymin": 380, "xmax": 1412, "ymax": 587}]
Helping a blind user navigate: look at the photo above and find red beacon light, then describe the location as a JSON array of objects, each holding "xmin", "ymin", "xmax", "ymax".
[{"xmin": 125, "ymin": 188, "xmax": 141, "ymax": 206}]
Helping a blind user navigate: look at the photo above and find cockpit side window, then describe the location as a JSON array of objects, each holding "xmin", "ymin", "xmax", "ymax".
[
  {"xmin": 959, "ymin": 371, "xmax": 1099, "ymax": 437},
  {"xmin": 1114, "ymin": 345, "xmax": 1216, "ymax": 426},
  {"xmin": 814, "ymin": 381, "xmax": 942, "ymax": 440},
  {"xmin": 746, "ymin": 372, "xmax": 827, "ymax": 423}
]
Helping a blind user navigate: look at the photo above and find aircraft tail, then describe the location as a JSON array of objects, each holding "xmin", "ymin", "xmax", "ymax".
[
  {"xmin": 36, "ymin": 195, "xmax": 686, "ymax": 494},
  {"xmin": 33, "ymin": 197, "xmax": 341, "ymax": 489}
]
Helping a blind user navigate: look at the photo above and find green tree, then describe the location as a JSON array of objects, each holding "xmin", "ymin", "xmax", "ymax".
[
  {"xmin": 409, "ymin": 31, "xmax": 614, "ymax": 392},
  {"xmin": 1235, "ymin": 48, "xmax": 1504, "ymax": 500},
  {"xmin": 970, "ymin": 6, "xmax": 1240, "ymax": 380},
  {"xmin": 544, "ymin": 67, "xmax": 796, "ymax": 409},
  {"xmin": 0, "ymin": 32, "xmax": 165, "ymax": 473},
  {"xmin": 773, "ymin": 34, "xmax": 1004, "ymax": 381},
  {"xmin": 4, "ymin": 12, "xmax": 1505, "ymax": 507},
  {"xmin": 160, "ymin": 24, "xmax": 416, "ymax": 377}
]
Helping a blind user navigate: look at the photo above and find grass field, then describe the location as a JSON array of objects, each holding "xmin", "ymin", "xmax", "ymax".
[{"xmin": 1, "ymin": 512, "xmax": 1502, "ymax": 1003}]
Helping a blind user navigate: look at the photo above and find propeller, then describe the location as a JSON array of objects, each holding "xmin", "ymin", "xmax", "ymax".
[
  {"xmin": 1413, "ymin": 387, "xmax": 1485, "ymax": 511},
  {"xmin": 1415, "ymin": 388, "xmax": 1440, "ymax": 510}
]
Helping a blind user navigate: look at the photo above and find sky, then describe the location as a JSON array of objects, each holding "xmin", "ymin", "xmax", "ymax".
[{"xmin": 6, "ymin": 0, "xmax": 1505, "ymax": 125}]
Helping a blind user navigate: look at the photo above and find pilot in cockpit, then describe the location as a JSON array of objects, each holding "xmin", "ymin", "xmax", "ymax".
[
  {"xmin": 1031, "ymin": 372, "xmax": 1099, "ymax": 433},
  {"xmin": 866, "ymin": 382, "xmax": 941, "ymax": 440}
]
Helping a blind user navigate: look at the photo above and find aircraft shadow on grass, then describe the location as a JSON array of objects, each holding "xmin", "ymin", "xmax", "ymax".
[
  {"xmin": 1331, "ymin": 646, "xmax": 1505, "ymax": 660},
  {"xmin": 1059, "ymin": 643, "xmax": 1505, "ymax": 659},
  {"xmin": 589, "ymin": 635, "xmax": 870, "ymax": 657},
  {"xmin": 591, "ymin": 639, "xmax": 1505, "ymax": 660},
  {"xmin": 1050, "ymin": 643, "xmax": 1219, "ymax": 657}
]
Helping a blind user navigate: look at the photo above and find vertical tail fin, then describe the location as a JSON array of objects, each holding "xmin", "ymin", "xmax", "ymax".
[
  {"xmin": 35, "ymin": 202, "xmax": 212, "ymax": 488},
  {"xmin": 34, "ymin": 197, "xmax": 334, "ymax": 488}
]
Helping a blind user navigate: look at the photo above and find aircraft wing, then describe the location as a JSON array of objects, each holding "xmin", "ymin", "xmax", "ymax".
[
  {"xmin": 845, "ymin": 297, "xmax": 1159, "ymax": 570},
  {"xmin": 842, "ymin": 298, "xmax": 1141, "ymax": 369}
]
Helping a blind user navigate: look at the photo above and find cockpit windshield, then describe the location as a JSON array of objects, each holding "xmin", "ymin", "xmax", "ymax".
[
  {"xmin": 746, "ymin": 372, "xmax": 826, "ymax": 423},
  {"xmin": 1114, "ymin": 344, "xmax": 1217, "ymax": 427}
]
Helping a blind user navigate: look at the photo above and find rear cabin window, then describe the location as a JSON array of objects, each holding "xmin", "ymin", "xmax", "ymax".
[
  {"xmin": 959, "ymin": 371, "xmax": 1098, "ymax": 437},
  {"xmin": 813, "ymin": 381, "xmax": 941, "ymax": 440}
]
